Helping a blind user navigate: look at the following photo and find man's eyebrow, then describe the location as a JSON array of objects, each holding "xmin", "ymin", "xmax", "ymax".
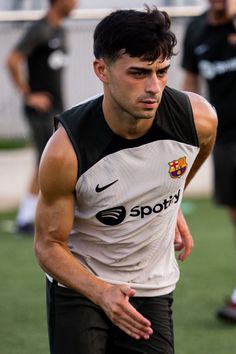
[
  {"xmin": 158, "ymin": 64, "xmax": 171, "ymax": 71},
  {"xmin": 128, "ymin": 64, "xmax": 171, "ymax": 72},
  {"xmin": 128, "ymin": 67, "xmax": 152, "ymax": 72}
]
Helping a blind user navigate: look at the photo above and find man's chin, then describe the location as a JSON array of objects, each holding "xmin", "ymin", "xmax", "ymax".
[{"xmin": 134, "ymin": 113, "xmax": 156, "ymax": 120}]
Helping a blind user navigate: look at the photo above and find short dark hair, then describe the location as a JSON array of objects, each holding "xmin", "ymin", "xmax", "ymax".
[{"xmin": 93, "ymin": 6, "xmax": 177, "ymax": 62}]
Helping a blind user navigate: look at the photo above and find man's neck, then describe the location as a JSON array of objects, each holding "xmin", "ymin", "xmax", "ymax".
[
  {"xmin": 102, "ymin": 97, "xmax": 155, "ymax": 140},
  {"xmin": 208, "ymin": 9, "xmax": 230, "ymax": 25},
  {"xmin": 45, "ymin": 7, "xmax": 63, "ymax": 27}
]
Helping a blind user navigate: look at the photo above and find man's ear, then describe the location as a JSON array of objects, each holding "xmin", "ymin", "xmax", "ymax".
[{"xmin": 93, "ymin": 58, "xmax": 109, "ymax": 83}]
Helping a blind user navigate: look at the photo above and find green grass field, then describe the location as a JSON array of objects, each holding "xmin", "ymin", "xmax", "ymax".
[{"xmin": 0, "ymin": 198, "xmax": 235, "ymax": 354}]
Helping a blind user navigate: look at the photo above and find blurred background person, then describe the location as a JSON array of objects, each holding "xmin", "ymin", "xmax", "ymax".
[
  {"xmin": 6, "ymin": 0, "xmax": 76, "ymax": 234},
  {"xmin": 227, "ymin": 0, "xmax": 236, "ymax": 25},
  {"xmin": 181, "ymin": 0, "xmax": 236, "ymax": 322}
]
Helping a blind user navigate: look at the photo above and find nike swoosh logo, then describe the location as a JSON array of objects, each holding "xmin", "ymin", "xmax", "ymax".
[{"xmin": 96, "ymin": 179, "xmax": 118, "ymax": 192}]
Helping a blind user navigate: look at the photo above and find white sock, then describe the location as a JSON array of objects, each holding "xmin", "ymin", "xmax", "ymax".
[
  {"xmin": 231, "ymin": 288, "xmax": 236, "ymax": 303},
  {"xmin": 16, "ymin": 194, "xmax": 38, "ymax": 225}
]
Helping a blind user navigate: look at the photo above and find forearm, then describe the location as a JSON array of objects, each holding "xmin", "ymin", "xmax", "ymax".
[
  {"xmin": 181, "ymin": 72, "xmax": 200, "ymax": 93},
  {"xmin": 34, "ymin": 238, "xmax": 111, "ymax": 306},
  {"xmin": 9, "ymin": 67, "xmax": 29, "ymax": 96},
  {"xmin": 34, "ymin": 237, "xmax": 154, "ymax": 340},
  {"xmin": 6, "ymin": 52, "xmax": 30, "ymax": 96},
  {"xmin": 184, "ymin": 139, "xmax": 214, "ymax": 190}
]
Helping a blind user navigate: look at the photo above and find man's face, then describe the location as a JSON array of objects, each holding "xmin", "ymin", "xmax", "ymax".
[
  {"xmin": 209, "ymin": 0, "xmax": 226, "ymax": 12},
  {"xmin": 101, "ymin": 54, "xmax": 171, "ymax": 121},
  {"xmin": 59, "ymin": 0, "xmax": 76, "ymax": 17}
]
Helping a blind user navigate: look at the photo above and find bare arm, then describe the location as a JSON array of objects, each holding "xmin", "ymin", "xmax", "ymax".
[
  {"xmin": 181, "ymin": 71, "xmax": 200, "ymax": 93},
  {"xmin": 34, "ymin": 126, "xmax": 152, "ymax": 340},
  {"xmin": 185, "ymin": 91, "xmax": 217, "ymax": 188},
  {"xmin": 227, "ymin": 0, "xmax": 236, "ymax": 27},
  {"xmin": 175, "ymin": 92, "xmax": 217, "ymax": 261},
  {"xmin": 6, "ymin": 50, "xmax": 30, "ymax": 96},
  {"xmin": 6, "ymin": 50, "xmax": 52, "ymax": 111}
]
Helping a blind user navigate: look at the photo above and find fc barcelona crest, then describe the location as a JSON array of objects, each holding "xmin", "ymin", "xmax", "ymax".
[{"xmin": 168, "ymin": 157, "xmax": 187, "ymax": 178}]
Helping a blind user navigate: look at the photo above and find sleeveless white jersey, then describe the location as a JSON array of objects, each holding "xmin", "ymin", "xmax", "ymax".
[{"xmin": 55, "ymin": 86, "xmax": 200, "ymax": 296}]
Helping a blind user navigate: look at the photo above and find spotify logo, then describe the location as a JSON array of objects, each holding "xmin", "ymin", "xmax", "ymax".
[{"xmin": 96, "ymin": 207, "xmax": 126, "ymax": 225}]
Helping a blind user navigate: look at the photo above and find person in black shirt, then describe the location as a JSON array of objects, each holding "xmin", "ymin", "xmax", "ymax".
[
  {"xmin": 181, "ymin": 0, "xmax": 236, "ymax": 322},
  {"xmin": 6, "ymin": 0, "xmax": 76, "ymax": 233}
]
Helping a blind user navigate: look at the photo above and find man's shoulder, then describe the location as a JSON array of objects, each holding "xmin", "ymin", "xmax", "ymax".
[
  {"xmin": 187, "ymin": 11, "xmax": 208, "ymax": 29},
  {"xmin": 28, "ymin": 17, "xmax": 62, "ymax": 39},
  {"xmin": 185, "ymin": 11, "xmax": 208, "ymax": 43},
  {"xmin": 20, "ymin": 17, "xmax": 52, "ymax": 43},
  {"xmin": 185, "ymin": 92, "xmax": 218, "ymax": 126},
  {"xmin": 186, "ymin": 92, "xmax": 218, "ymax": 147},
  {"xmin": 24, "ymin": 18, "xmax": 48, "ymax": 33}
]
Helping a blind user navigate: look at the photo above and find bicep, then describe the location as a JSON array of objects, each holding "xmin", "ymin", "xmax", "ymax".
[
  {"xmin": 36, "ymin": 191, "xmax": 75, "ymax": 245},
  {"xmin": 35, "ymin": 127, "xmax": 78, "ymax": 246},
  {"xmin": 7, "ymin": 51, "xmax": 25, "ymax": 70},
  {"xmin": 185, "ymin": 92, "xmax": 218, "ymax": 187},
  {"xmin": 187, "ymin": 91, "xmax": 218, "ymax": 147}
]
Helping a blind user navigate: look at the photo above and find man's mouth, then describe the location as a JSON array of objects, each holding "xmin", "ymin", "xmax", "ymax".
[
  {"xmin": 140, "ymin": 99, "xmax": 158, "ymax": 108},
  {"xmin": 142, "ymin": 99, "xmax": 157, "ymax": 103}
]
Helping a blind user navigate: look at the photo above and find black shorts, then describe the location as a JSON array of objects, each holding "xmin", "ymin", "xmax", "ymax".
[
  {"xmin": 24, "ymin": 105, "xmax": 59, "ymax": 164},
  {"xmin": 46, "ymin": 279, "xmax": 175, "ymax": 354},
  {"xmin": 213, "ymin": 143, "xmax": 236, "ymax": 207}
]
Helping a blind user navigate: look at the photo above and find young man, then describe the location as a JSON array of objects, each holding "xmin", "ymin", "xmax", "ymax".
[
  {"xmin": 181, "ymin": 0, "xmax": 236, "ymax": 322},
  {"xmin": 34, "ymin": 7, "xmax": 217, "ymax": 354},
  {"xmin": 6, "ymin": 0, "xmax": 76, "ymax": 234}
]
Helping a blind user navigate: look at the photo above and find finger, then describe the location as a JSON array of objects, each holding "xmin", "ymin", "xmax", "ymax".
[
  {"xmin": 174, "ymin": 224, "xmax": 181, "ymax": 241},
  {"xmin": 178, "ymin": 237, "xmax": 194, "ymax": 261},
  {"xmin": 174, "ymin": 226, "xmax": 184, "ymax": 251},
  {"xmin": 111, "ymin": 295, "xmax": 152, "ymax": 328},
  {"xmin": 110, "ymin": 308, "xmax": 152, "ymax": 337},
  {"xmin": 117, "ymin": 310, "xmax": 153, "ymax": 332},
  {"xmin": 175, "ymin": 241, "xmax": 184, "ymax": 251},
  {"xmin": 120, "ymin": 285, "xmax": 136, "ymax": 298},
  {"xmin": 124, "ymin": 304, "xmax": 152, "ymax": 327},
  {"xmin": 118, "ymin": 323, "xmax": 151, "ymax": 340},
  {"xmin": 115, "ymin": 316, "xmax": 153, "ymax": 340}
]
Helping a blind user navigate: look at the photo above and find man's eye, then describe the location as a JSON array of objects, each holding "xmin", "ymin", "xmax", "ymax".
[
  {"xmin": 157, "ymin": 70, "xmax": 168, "ymax": 77},
  {"xmin": 132, "ymin": 71, "xmax": 146, "ymax": 77}
]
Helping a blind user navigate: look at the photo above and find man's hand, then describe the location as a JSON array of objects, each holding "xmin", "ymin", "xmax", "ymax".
[
  {"xmin": 24, "ymin": 91, "xmax": 52, "ymax": 112},
  {"xmin": 99, "ymin": 284, "xmax": 153, "ymax": 340},
  {"xmin": 175, "ymin": 208, "xmax": 194, "ymax": 261}
]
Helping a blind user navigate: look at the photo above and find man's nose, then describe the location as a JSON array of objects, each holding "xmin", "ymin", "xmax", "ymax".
[{"xmin": 145, "ymin": 75, "xmax": 161, "ymax": 94}]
